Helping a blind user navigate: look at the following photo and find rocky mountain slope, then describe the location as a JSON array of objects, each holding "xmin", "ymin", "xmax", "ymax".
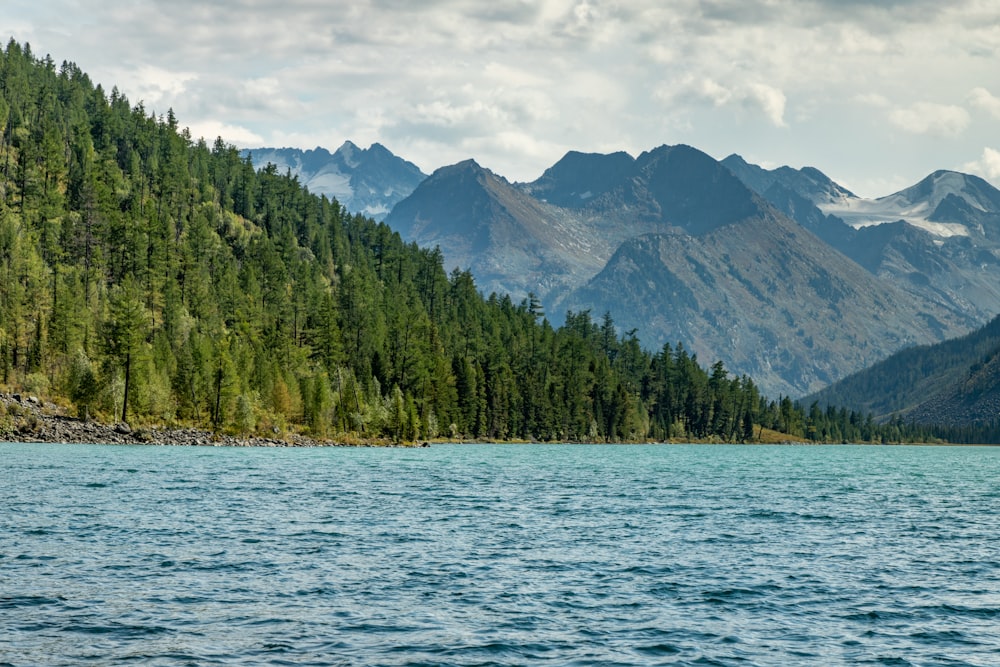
[
  {"xmin": 558, "ymin": 213, "xmax": 959, "ymax": 397},
  {"xmin": 721, "ymin": 154, "xmax": 856, "ymax": 207},
  {"xmin": 386, "ymin": 159, "xmax": 610, "ymax": 299},
  {"xmin": 244, "ymin": 141, "xmax": 426, "ymax": 220},
  {"xmin": 388, "ymin": 145, "xmax": 774, "ymax": 306}
]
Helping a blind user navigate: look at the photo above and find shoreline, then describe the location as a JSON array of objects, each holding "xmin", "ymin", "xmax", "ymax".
[
  {"xmin": 3, "ymin": 393, "xmax": 989, "ymax": 448},
  {"xmin": 0, "ymin": 393, "xmax": 420, "ymax": 448}
]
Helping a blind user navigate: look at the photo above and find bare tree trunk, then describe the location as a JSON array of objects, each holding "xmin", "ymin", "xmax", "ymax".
[{"xmin": 121, "ymin": 351, "xmax": 131, "ymax": 424}]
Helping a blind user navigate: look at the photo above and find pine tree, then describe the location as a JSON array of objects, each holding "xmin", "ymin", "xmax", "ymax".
[{"xmin": 103, "ymin": 275, "xmax": 149, "ymax": 423}]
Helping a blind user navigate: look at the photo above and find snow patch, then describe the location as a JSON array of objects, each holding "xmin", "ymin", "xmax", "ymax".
[
  {"xmin": 908, "ymin": 220, "xmax": 972, "ymax": 238},
  {"xmin": 363, "ymin": 204, "xmax": 390, "ymax": 217},
  {"xmin": 336, "ymin": 141, "xmax": 360, "ymax": 169},
  {"xmin": 818, "ymin": 172, "xmax": 976, "ymax": 238},
  {"xmin": 305, "ymin": 172, "xmax": 353, "ymax": 201}
]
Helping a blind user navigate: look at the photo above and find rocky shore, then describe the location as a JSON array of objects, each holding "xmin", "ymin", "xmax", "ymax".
[{"xmin": 0, "ymin": 392, "xmax": 418, "ymax": 447}]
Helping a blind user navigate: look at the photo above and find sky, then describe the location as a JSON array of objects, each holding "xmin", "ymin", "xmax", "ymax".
[{"xmin": 4, "ymin": 0, "xmax": 1000, "ymax": 198}]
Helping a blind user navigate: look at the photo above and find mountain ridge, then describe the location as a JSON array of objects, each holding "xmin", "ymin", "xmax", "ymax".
[
  {"xmin": 387, "ymin": 159, "xmax": 611, "ymax": 299},
  {"xmin": 243, "ymin": 141, "xmax": 426, "ymax": 220}
]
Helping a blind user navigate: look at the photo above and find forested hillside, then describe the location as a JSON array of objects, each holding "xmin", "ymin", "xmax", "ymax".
[
  {"xmin": 0, "ymin": 40, "xmax": 962, "ymax": 444},
  {"xmin": 805, "ymin": 314, "xmax": 1000, "ymax": 443}
]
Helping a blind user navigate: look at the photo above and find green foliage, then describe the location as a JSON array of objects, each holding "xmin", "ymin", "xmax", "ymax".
[
  {"xmin": 103, "ymin": 274, "xmax": 149, "ymax": 422},
  {"xmin": 67, "ymin": 349, "xmax": 99, "ymax": 420},
  {"xmin": 235, "ymin": 393, "xmax": 255, "ymax": 437},
  {"xmin": 0, "ymin": 40, "xmax": 972, "ymax": 444}
]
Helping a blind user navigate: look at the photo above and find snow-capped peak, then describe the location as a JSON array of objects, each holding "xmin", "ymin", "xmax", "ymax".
[
  {"xmin": 336, "ymin": 140, "xmax": 361, "ymax": 169},
  {"xmin": 816, "ymin": 170, "xmax": 999, "ymax": 238}
]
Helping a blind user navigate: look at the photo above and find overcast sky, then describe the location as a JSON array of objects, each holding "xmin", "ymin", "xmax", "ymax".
[{"xmin": 4, "ymin": 0, "xmax": 1000, "ymax": 197}]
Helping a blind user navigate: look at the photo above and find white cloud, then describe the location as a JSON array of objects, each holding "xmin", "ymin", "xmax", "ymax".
[
  {"xmin": 105, "ymin": 65, "xmax": 196, "ymax": 108},
  {"xmin": 696, "ymin": 78, "xmax": 734, "ymax": 106},
  {"xmin": 888, "ymin": 102, "xmax": 970, "ymax": 137},
  {"xmin": 5, "ymin": 0, "xmax": 1000, "ymax": 188},
  {"xmin": 666, "ymin": 78, "xmax": 787, "ymax": 127},
  {"xmin": 832, "ymin": 24, "xmax": 892, "ymax": 56},
  {"xmin": 969, "ymin": 87, "xmax": 1000, "ymax": 119},
  {"xmin": 745, "ymin": 83, "xmax": 787, "ymax": 127},
  {"xmin": 572, "ymin": 1, "xmax": 599, "ymax": 28},
  {"xmin": 961, "ymin": 147, "xmax": 1000, "ymax": 182},
  {"xmin": 185, "ymin": 120, "xmax": 264, "ymax": 147},
  {"xmin": 855, "ymin": 92, "xmax": 890, "ymax": 108}
]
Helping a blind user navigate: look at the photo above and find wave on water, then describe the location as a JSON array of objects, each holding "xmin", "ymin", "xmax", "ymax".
[{"xmin": 2, "ymin": 442, "xmax": 1000, "ymax": 665}]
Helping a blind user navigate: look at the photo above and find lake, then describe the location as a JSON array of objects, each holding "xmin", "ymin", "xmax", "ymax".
[{"xmin": 2, "ymin": 442, "xmax": 999, "ymax": 666}]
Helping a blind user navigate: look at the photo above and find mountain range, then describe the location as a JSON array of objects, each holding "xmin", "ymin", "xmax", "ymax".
[
  {"xmin": 242, "ymin": 142, "xmax": 426, "ymax": 220},
  {"xmin": 723, "ymin": 155, "xmax": 1000, "ymax": 328},
  {"xmin": 385, "ymin": 144, "xmax": 1000, "ymax": 398}
]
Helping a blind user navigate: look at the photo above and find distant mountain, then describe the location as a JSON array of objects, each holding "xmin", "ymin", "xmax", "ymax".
[
  {"xmin": 521, "ymin": 150, "xmax": 636, "ymax": 209},
  {"xmin": 721, "ymin": 154, "xmax": 856, "ymax": 206},
  {"xmin": 243, "ymin": 141, "xmax": 426, "ymax": 220},
  {"xmin": 806, "ymin": 315, "xmax": 1000, "ymax": 426},
  {"xmin": 723, "ymin": 157, "xmax": 1000, "ymax": 240},
  {"xmin": 575, "ymin": 144, "xmax": 767, "ymax": 236},
  {"xmin": 557, "ymin": 213, "xmax": 960, "ymax": 398},
  {"xmin": 386, "ymin": 159, "xmax": 610, "ymax": 299},
  {"xmin": 820, "ymin": 170, "xmax": 1000, "ymax": 238},
  {"xmin": 388, "ymin": 144, "xmax": 970, "ymax": 397},
  {"xmin": 724, "ymin": 159, "xmax": 1000, "ymax": 329},
  {"xmin": 721, "ymin": 154, "xmax": 858, "ymax": 253},
  {"xmin": 387, "ymin": 145, "xmax": 771, "ymax": 305}
]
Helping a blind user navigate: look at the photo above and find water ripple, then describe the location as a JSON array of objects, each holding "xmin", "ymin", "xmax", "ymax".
[{"xmin": 2, "ymin": 443, "xmax": 1000, "ymax": 665}]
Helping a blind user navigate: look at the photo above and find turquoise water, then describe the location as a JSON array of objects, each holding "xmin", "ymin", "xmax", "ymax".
[{"xmin": 2, "ymin": 443, "xmax": 1000, "ymax": 666}]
